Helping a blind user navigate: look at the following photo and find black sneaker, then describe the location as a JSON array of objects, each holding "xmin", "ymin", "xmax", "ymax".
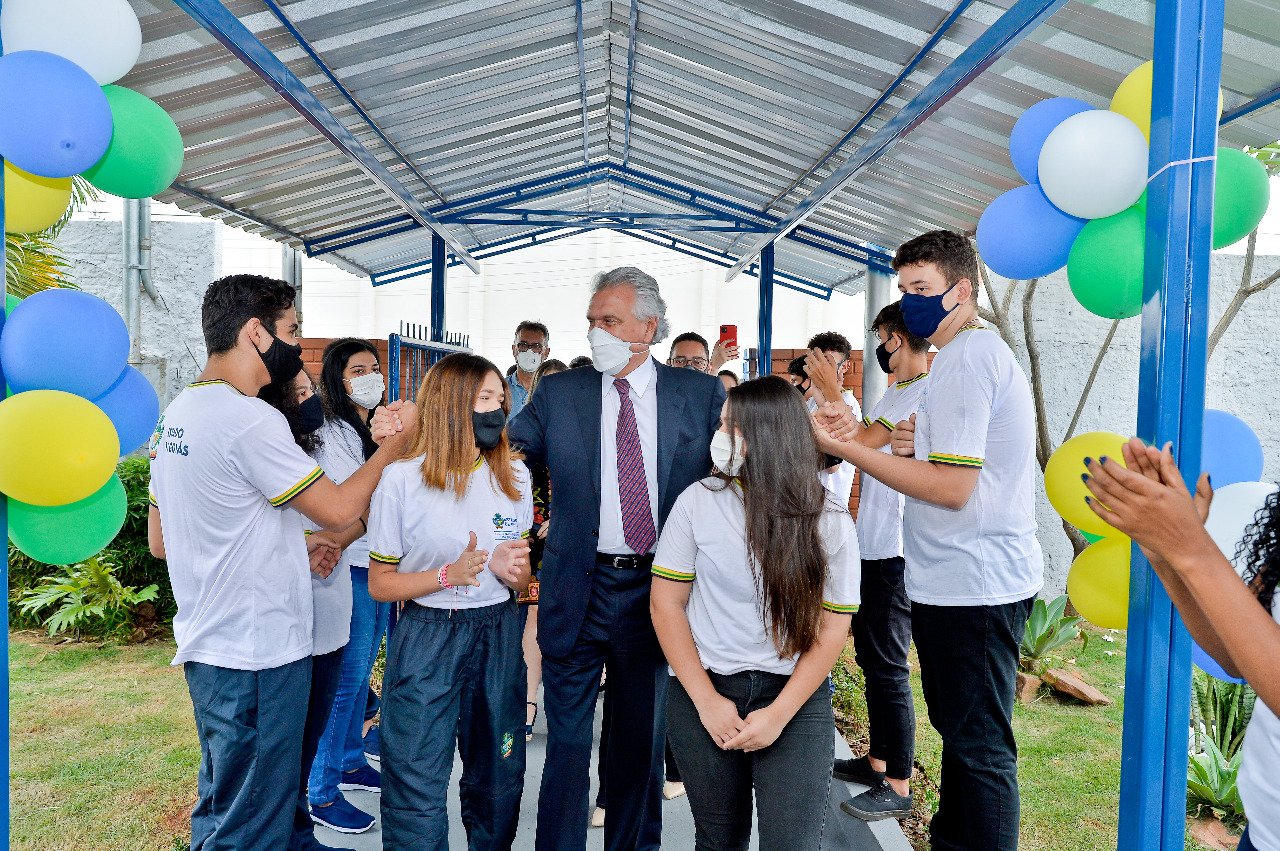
[
  {"xmin": 840, "ymin": 780, "xmax": 913, "ymax": 821},
  {"xmin": 832, "ymin": 755, "xmax": 885, "ymax": 787}
]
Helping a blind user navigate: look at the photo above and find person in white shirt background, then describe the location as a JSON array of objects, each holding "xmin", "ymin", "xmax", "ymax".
[
  {"xmin": 146, "ymin": 274, "xmax": 415, "ymax": 851},
  {"xmin": 814, "ymin": 231, "xmax": 1043, "ymax": 851},
  {"xmin": 650, "ymin": 374, "xmax": 860, "ymax": 850},
  {"xmin": 366, "ymin": 352, "xmax": 533, "ymax": 850}
]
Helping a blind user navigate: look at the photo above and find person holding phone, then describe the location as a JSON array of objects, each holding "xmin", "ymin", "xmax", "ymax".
[{"xmin": 365, "ymin": 353, "xmax": 534, "ymax": 849}]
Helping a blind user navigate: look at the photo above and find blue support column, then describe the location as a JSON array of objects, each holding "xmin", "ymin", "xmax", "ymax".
[
  {"xmin": 0, "ymin": 6, "xmax": 11, "ymax": 844},
  {"xmin": 1118, "ymin": 0, "xmax": 1223, "ymax": 848},
  {"xmin": 430, "ymin": 233, "xmax": 446, "ymax": 343},
  {"xmin": 756, "ymin": 244, "xmax": 775, "ymax": 379}
]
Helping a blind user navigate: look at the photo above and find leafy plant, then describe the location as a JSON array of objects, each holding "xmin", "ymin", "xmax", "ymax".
[
  {"xmin": 1245, "ymin": 141, "xmax": 1280, "ymax": 177},
  {"xmin": 112, "ymin": 456, "xmax": 176, "ymax": 622},
  {"xmin": 1187, "ymin": 736, "xmax": 1246, "ymax": 827},
  {"xmin": 4, "ymin": 175, "xmax": 96, "ymax": 298},
  {"xmin": 1191, "ymin": 670, "xmax": 1256, "ymax": 761},
  {"xmin": 16, "ymin": 556, "xmax": 158, "ymax": 640},
  {"xmin": 1019, "ymin": 595, "xmax": 1087, "ymax": 673}
]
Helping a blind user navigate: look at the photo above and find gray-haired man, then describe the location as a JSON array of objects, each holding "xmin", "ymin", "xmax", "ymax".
[
  {"xmin": 509, "ymin": 320, "xmax": 551, "ymax": 416},
  {"xmin": 509, "ymin": 267, "xmax": 726, "ymax": 850}
]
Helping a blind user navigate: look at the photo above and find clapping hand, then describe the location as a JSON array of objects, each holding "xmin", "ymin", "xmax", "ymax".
[
  {"xmin": 490, "ymin": 538, "xmax": 533, "ymax": 590},
  {"xmin": 306, "ymin": 532, "xmax": 341, "ymax": 579},
  {"xmin": 446, "ymin": 532, "xmax": 489, "ymax": 588},
  {"xmin": 803, "ymin": 348, "xmax": 843, "ymax": 403}
]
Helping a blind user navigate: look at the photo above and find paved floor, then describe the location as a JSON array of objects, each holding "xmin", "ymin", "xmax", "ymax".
[{"xmin": 314, "ymin": 696, "xmax": 911, "ymax": 851}]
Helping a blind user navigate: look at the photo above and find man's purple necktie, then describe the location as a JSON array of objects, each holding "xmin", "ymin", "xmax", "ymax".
[{"xmin": 613, "ymin": 378, "xmax": 656, "ymax": 554}]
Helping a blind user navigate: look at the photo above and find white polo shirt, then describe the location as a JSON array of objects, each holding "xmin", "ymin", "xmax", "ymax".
[
  {"xmin": 148, "ymin": 380, "xmax": 323, "ymax": 670},
  {"xmin": 366, "ymin": 455, "xmax": 533, "ymax": 610},
  {"xmin": 857, "ymin": 373, "xmax": 929, "ymax": 561},
  {"xmin": 1239, "ymin": 600, "xmax": 1280, "ymax": 851},
  {"xmin": 653, "ymin": 478, "xmax": 860, "ymax": 676},
  {"xmin": 903, "ymin": 329, "xmax": 1044, "ymax": 606}
]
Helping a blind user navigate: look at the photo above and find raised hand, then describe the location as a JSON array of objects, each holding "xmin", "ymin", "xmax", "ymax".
[
  {"xmin": 710, "ymin": 340, "xmax": 740, "ymax": 371},
  {"xmin": 446, "ymin": 531, "xmax": 489, "ymax": 588}
]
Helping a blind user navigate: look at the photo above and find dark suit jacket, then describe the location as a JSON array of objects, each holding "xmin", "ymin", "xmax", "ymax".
[{"xmin": 508, "ymin": 360, "xmax": 726, "ymax": 658}]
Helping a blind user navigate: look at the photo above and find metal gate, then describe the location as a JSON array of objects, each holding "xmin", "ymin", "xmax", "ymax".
[{"xmin": 386, "ymin": 322, "xmax": 472, "ymax": 403}]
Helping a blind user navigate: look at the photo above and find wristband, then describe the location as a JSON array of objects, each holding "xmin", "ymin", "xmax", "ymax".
[{"xmin": 439, "ymin": 562, "xmax": 452, "ymax": 590}]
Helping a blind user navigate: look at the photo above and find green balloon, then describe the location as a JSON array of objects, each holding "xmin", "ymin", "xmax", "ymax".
[
  {"xmin": 1081, "ymin": 530, "xmax": 1104, "ymax": 544},
  {"xmin": 4, "ymin": 293, "xmax": 19, "ymax": 314},
  {"xmin": 81, "ymin": 86, "xmax": 184, "ymax": 199},
  {"xmin": 1067, "ymin": 207, "xmax": 1146, "ymax": 320},
  {"xmin": 8, "ymin": 474, "xmax": 127, "ymax": 565},
  {"xmin": 1213, "ymin": 147, "xmax": 1270, "ymax": 249}
]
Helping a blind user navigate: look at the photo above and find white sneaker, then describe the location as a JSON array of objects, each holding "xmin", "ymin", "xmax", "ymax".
[
  {"xmin": 590, "ymin": 806, "xmax": 606, "ymax": 829},
  {"xmin": 663, "ymin": 781, "xmax": 687, "ymax": 800}
]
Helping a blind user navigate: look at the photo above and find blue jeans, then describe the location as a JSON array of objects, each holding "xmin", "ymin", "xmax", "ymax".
[
  {"xmin": 308, "ymin": 566, "xmax": 390, "ymax": 806},
  {"xmin": 1239, "ymin": 827, "xmax": 1257, "ymax": 851},
  {"xmin": 290, "ymin": 647, "xmax": 346, "ymax": 850}
]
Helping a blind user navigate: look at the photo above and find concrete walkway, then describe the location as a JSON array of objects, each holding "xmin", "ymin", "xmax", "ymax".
[{"xmin": 314, "ymin": 696, "xmax": 911, "ymax": 851}]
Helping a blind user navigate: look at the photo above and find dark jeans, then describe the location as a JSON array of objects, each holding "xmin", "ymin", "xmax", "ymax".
[
  {"xmin": 913, "ymin": 597, "xmax": 1033, "ymax": 851},
  {"xmin": 381, "ymin": 601, "xmax": 526, "ymax": 851},
  {"xmin": 289, "ymin": 647, "xmax": 346, "ymax": 850},
  {"xmin": 667, "ymin": 672, "xmax": 834, "ymax": 851},
  {"xmin": 1238, "ymin": 827, "xmax": 1257, "ymax": 851},
  {"xmin": 536, "ymin": 560, "xmax": 667, "ymax": 851},
  {"xmin": 852, "ymin": 556, "xmax": 914, "ymax": 779},
  {"xmin": 594, "ymin": 694, "xmax": 680, "ymax": 810},
  {"xmin": 186, "ymin": 656, "xmax": 310, "ymax": 851}
]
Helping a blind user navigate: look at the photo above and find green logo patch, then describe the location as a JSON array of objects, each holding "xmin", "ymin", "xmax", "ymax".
[{"xmin": 500, "ymin": 731, "xmax": 514, "ymax": 760}]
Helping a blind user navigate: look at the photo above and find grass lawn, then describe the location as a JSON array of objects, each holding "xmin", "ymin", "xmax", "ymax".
[
  {"xmin": 10, "ymin": 627, "xmax": 1226, "ymax": 850},
  {"xmin": 833, "ymin": 626, "xmax": 1221, "ymax": 851}
]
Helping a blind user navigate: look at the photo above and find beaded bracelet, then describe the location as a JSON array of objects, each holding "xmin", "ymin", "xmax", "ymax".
[{"xmin": 439, "ymin": 562, "xmax": 452, "ymax": 590}]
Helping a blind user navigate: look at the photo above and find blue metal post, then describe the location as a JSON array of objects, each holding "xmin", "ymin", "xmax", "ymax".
[
  {"xmin": 0, "ymin": 4, "xmax": 11, "ymax": 843},
  {"xmin": 430, "ymin": 233, "xmax": 446, "ymax": 343},
  {"xmin": 756, "ymin": 244, "xmax": 775, "ymax": 379},
  {"xmin": 1118, "ymin": 0, "xmax": 1223, "ymax": 848}
]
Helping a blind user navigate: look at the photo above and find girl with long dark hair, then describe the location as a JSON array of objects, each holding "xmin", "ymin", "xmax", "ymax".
[
  {"xmin": 1082, "ymin": 440, "xmax": 1280, "ymax": 851},
  {"xmin": 365, "ymin": 353, "xmax": 534, "ymax": 849},
  {"xmin": 651, "ymin": 375, "xmax": 860, "ymax": 850},
  {"xmin": 306, "ymin": 337, "xmax": 389, "ymax": 835}
]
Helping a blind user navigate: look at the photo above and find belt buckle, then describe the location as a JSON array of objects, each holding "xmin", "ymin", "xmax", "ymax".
[{"xmin": 612, "ymin": 555, "xmax": 632, "ymax": 569}]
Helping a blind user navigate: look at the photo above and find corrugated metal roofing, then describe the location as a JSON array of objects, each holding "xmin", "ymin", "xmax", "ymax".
[{"xmin": 124, "ymin": 0, "xmax": 1280, "ymax": 296}]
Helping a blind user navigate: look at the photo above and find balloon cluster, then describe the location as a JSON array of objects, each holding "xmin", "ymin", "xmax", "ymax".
[
  {"xmin": 0, "ymin": 0, "xmax": 184, "ymax": 235},
  {"xmin": 978, "ymin": 62, "xmax": 1270, "ymax": 320},
  {"xmin": 0, "ymin": 290, "xmax": 160, "ymax": 565},
  {"xmin": 1045, "ymin": 411, "xmax": 1270, "ymax": 683}
]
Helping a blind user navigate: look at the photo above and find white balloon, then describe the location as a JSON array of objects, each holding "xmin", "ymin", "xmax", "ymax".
[
  {"xmin": 1, "ymin": 0, "xmax": 141, "ymax": 85},
  {"xmin": 1204, "ymin": 481, "xmax": 1278, "ymax": 576},
  {"xmin": 1037, "ymin": 110, "xmax": 1149, "ymax": 220}
]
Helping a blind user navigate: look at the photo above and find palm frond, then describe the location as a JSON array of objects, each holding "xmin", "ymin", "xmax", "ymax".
[{"xmin": 4, "ymin": 176, "xmax": 97, "ymax": 298}]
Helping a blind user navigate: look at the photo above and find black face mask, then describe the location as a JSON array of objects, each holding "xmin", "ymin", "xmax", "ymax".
[
  {"xmin": 257, "ymin": 327, "xmax": 305, "ymax": 385},
  {"xmin": 473, "ymin": 408, "xmax": 507, "ymax": 450},
  {"xmin": 298, "ymin": 394, "xmax": 325, "ymax": 435},
  {"xmin": 875, "ymin": 337, "xmax": 898, "ymax": 375}
]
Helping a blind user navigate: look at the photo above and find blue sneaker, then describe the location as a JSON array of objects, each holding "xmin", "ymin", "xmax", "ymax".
[
  {"xmin": 338, "ymin": 764, "xmax": 382, "ymax": 793},
  {"xmin": 363, "ymin": 724, "xmax": 381, "ymax": 763},
  {"xmin": 309, "ymin": 794, "xmax": 375, "ymax": 834}
]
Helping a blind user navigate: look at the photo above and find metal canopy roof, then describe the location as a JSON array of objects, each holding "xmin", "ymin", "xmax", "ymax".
[{"xmin": 125, "ymin": 0, "xmax": 1280, "ymax": 297}]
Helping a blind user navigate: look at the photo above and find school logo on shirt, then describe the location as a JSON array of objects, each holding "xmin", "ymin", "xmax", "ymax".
[
  {"xmin": 148, "ymin": 416, "xmax": 166, "ymax": 461},
  {"xmin": 493, "ymin": 513, "xmax": 517, "ymax": 530},
  {"xmin": 500, "ymin": 731, "xmax": 514, "ymax": 760}
]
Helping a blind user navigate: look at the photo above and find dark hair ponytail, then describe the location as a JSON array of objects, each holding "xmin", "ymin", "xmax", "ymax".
[
  {"xmin": 319, "ymin": 338, "xmax": 380, "ymax": 460},
  {"xmin": 1239, "ymin": 490, "xmax": 1280, "ymax": 613}
]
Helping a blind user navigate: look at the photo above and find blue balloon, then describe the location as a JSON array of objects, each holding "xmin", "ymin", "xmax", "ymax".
[
  {"xmin": 92, "ymin": 366, "xmax": 160, "ymax": 455},
  {"xmin": 0, "ymin": 289, "xmax": 130, "ymax": 399},
  {"xmin": 1193, "ymin": 642, "xmax": 1245, "ymax": 684},
  {"xmin": 0, "ymin": 51, "xmax": 113, "ymax": 178},
  {"xmin": 1009, "ymin": 97, "xmax": 1094, "ymax": 184},
  {"xmin": 1201, "ymin": 408, "xmax": 1264, "ymax": 488},
  {"xmin": 976, "ymin": 184, "xmax": 1086, "ymax": 279}
]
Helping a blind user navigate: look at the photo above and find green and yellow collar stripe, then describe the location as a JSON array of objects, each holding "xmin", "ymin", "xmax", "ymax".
[
  {"xmin": 862, "ymin": 416, "xmax": 873, "ymax": 427},
  {"xmin": 822, "ymin": 601, "xmax": 856, "ymax": 614},
  {"xmin": 370, "ymin": 551, "xmax": 401, "ymax": 565},
  {"xmin": 269, "ymin": 467, "xmax": 324, "ymax": 507},
  {"xmin": 188, "ymin": 379, "xmax": 245, "ymax": 395},
  {"xmin": 928, "ymin": 452, "xmax": 984, "ymax": 469},
  {"xmin": 876, "ymin": 417, "xmax": 895, "ymax": 430},
  {"xmin": 896, "ymin": 372, "xmax": 928, "ymax": 388},
  {"xmin": 651, "ymin": 564, "xmax": 695, "ymax": 583}
]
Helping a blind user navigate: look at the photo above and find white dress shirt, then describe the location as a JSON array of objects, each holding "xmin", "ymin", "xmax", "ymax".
[{"xmin": 598, "ymin": 356, "xmax": 660, "ymax": 554}]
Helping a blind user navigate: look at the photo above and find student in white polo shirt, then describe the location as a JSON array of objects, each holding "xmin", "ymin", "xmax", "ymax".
[
  {"xmin": 815, "ymin": 232, "xmax": 1043, "ymax": 851},
  {"xmin": 365, "ymin": 353, "xmax": 533, "ymax": 850},
  {"xmin": 650, "ymin": 375, "xmax": 860, "ymax": 851},
  {"xmin": 146, "ymin": 274, "xmax": 415, "ymax": 851}
]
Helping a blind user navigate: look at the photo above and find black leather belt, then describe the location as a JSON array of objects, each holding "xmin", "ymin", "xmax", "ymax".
[{"xmin": 595, "ymin": 552, "xmax": 655, "ymax": 570}]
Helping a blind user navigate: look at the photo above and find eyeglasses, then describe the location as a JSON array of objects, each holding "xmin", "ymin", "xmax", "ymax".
[
  {"xmin": 515, "ymin": 341, "xmax": 546, "ymax": 353},
  {"xmin": 670, "ymin": 357, "xmax": 709, "ymax": 370}
]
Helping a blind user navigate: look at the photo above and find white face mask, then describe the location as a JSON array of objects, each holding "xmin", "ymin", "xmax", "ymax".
[
  {"xmin": 516, "ymin": 349, "xmax": 544, "ymax": 374},
  {"xmin": 710, "ymin": 429, "xmax": 746, "ymax": 476},
  {"xmin": 347, "ymin": 371, "xmax": 385, "ymax": 409},
  {"xmin": 588, "ymin": 327, "xmax": 641, "ymax": 376}
]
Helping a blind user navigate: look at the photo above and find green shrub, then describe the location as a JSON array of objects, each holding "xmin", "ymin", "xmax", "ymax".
[
  {"xmin": 1187, "ymin": 670, "xmax": 1255, "ymax": 827},
  {"xmin": 16, "ymin": 556, "xmax": 158, "ymax": 640},
  {"xmin": 1019, "ymin": 595, "xmax": 1086, "ymax": 674}
]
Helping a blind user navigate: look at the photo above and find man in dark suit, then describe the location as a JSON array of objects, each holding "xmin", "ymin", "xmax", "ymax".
[{"xmin": 509, "ymin": 267, "xmax": 726, "ymax": 851}]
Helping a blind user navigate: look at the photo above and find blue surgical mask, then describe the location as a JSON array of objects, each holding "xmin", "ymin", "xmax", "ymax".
[{"xmin": 900, "ymin": 288, "xmax": 955, "ymax": 339}]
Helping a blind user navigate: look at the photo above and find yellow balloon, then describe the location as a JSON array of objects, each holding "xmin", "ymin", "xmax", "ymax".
[
  {"xmin": 1110, "ymin": 60, "xmax": 1224, "ymax": 143},
  {"xmin": 3, "ymin": 162, "xmax": 72, "ymax": 234},
  {"xmin": 1044, "ymin": 431, "xmax": 1128, "ymax": 536},
  {"xmin": 1067, "ymin": 536, "xmax": 1132, "ymax": 629},
  {"xmin": 0, "ymin": 390, "xmax": 119, "ymax": 506}
]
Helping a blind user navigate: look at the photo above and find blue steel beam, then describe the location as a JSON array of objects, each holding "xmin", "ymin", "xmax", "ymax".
[
  {"xmin": 170, "ymin": 181, "xmax": 305, "ymax": 242},
  {"xmin": 574, "ymin": 0, "xmax": 591, "ymax": 171},
  {"xmin": 621, "ymin": 0, "xmax": 639, "ymax": 169},
  {"xmin": 430, "ymin": 233, "xmax": 446, "ymax": 342},
  {"xmin": 724, "ymin": 0, "xmax": 1071, "ymax": 281},
  {"xmin": 448, "ymin": 216, "xmax": 766, "ymax": 233},
  {"xmin": 1220, "ymin": 82, "xmax": 1280, "ymax": 125},
  {"xmin": 371, "ymin": 228, "xmax": 594, "ymax": 286},
  {"xmin": 1119, "ymin": 0, "xmax": 1223, "ymax": 847},
  {"xmin": 170, "ymin": 0, "xmax": 480, "ymax": 273},
  {"xmin": 756, "ymin": 244, "xmax": 775, "ymax": 379},
  {"xmin": 0, "ymin": 8, "xmax": 10, "ymax": 844}
]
